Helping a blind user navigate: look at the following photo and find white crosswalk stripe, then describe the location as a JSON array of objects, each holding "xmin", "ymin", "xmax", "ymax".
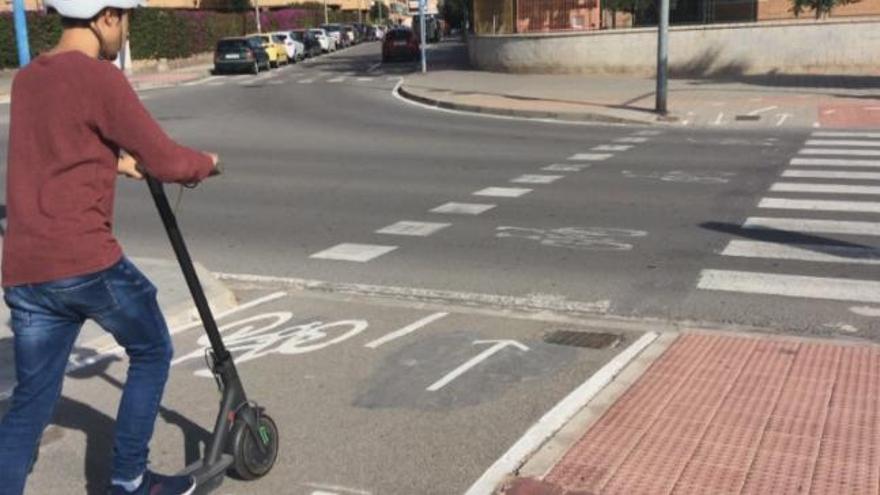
[
  {"xmin": 790, "ymin": 158, "xmax": 880, "ymax": 167},
  {"xmin": 782, "ymin": 170, "xmax": 880, "ymax": 180},
  {"xmin": 698, "ymin": 135, "xmax": 880, "ymax": 304}
]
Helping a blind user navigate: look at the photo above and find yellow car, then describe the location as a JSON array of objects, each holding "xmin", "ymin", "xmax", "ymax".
[{"xmin": 250, "ymin": 33, "xmax": 289, "ymax": 68}]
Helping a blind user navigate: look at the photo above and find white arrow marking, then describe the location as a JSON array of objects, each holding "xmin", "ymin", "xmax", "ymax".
[{"xmin": 427, "ymin": 340, "xmax": 530, "ymax": 392}]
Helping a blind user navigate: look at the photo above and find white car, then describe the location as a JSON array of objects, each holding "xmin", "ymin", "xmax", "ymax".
[
  {"xmin": 271, "ymin": 31, "xmax": 305, "ymax": 62},
  {"xmin": 320, "ymin": 24, "xmax": 347, "ymax": 48},
  {"xmin": 309, "ymin": 28, "xmax": 337, "ymax": 53}
]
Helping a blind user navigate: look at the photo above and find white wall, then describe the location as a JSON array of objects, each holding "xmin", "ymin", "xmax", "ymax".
[{"xmin": 468, "ymin": 17, "xmax": 880, "ymax": 75}]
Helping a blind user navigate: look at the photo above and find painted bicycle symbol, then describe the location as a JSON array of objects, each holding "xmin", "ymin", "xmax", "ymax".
[
  {"xmin": 172, "ymin": 312, "xmax": 369, "ymax": 377},
  {"xmin": 622, "ymin": 170, "xmax": 735, "ymax": 184},
  {"xmin": 496, "ymin": 226, "xmax": 647, "ymax": 251}
]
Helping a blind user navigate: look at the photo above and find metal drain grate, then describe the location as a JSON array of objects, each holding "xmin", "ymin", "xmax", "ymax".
[{"xmin": 543, "ymin": 330, "xmax": 620, "ymax": 349}]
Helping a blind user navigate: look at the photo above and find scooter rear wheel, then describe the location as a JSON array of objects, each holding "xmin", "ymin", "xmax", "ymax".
[{"xmin": 229, "ymin": 412, "xmax": 279, "ymax": 480}]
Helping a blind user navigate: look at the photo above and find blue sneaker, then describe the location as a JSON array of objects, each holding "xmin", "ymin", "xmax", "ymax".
[{"xmin": 108, "ymin": 470, "xmax": 197, "ymax": 495}]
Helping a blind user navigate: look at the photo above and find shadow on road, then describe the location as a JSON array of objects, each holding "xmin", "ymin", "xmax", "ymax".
[{"xmin": 701, "ymin": 221, "xmax": 876, "ymax": 260}]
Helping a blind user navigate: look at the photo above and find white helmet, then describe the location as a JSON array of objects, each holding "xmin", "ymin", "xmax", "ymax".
[{"xmin": 45, "ymin": 0, "xmax": 147, "ymax": 19}]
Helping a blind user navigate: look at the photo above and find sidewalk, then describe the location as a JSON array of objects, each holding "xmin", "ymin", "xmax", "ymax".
[
  {"xmin": 402, "ymin": 42, "xmax": 880, "ymax": 129},
  {"xmin": 0, "ymin": 257, "xmax": 238, "ymax": 400},
  {"xmin": 499, "ymin": 332, "xmax": 880, "ymax": 495},
  {"xmin": 0, "ymin": 57, "xmax": 214, "ymax": 103}
]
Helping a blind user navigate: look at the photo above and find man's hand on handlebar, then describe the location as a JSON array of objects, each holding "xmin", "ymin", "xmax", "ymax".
[
  {"xmin": 117, "ymin": 153, "xmax": 144, "ymax": 180},
  {"xmin": 206, "ymin": 152, "xmax": 222, "ymax": 177}
]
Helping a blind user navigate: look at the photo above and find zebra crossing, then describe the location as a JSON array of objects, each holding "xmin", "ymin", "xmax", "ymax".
[
  {"xmin": 178, "ymin": 70, "xmax": 392, "ymax": 90},
  {"xmin": 698, "ymin": 130, "xmax": 880, "ymax": 304}
]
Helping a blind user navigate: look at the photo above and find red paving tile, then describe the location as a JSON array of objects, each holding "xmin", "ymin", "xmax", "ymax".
[{"xmin": 543, "ymin": 334, "xmax": 880, "ymax": 495}]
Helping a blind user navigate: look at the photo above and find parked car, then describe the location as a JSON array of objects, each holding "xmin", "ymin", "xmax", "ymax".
[
  {"xmin": 214, "ymin": 36, "xmax": 270, "ymax": 74},
  {"xmin": 382, "ymin": 27, "xmax": 419, "ymax": 63},
  {"xmin": 290, "ymin": 29, "xmax": 323, "ymax": 58},
  {"xmin": 342, "ymin": 25, "xmax": 358, "ymax": 45},
  {"xmin": 309, "ymin": 28, "xmax": 336, "ymax": 53},
  {"xmin": 321, "ymin": 23, "xmax": 348, "ymax": 48},
  {"xmin": 250, "ymin": 33, "xmax": 289, "ymax": 67},
  {"xmin": 271, "ymin": 31, "xmax": 304, "ymax": 63}
]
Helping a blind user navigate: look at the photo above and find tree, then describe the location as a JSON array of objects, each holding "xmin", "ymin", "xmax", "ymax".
[
  {"xmin": 229, "ymin": 0, "xmax": 250, "ymax": 11},
  {"xmin": 370, "ymin": 2, "xmax": 390, "ymax": 21},
  {"xmin": 791, "ymin": 0, "xmax": 859, "ymax": 18},
  {"xmin": 439, "ymin": 0, "xmax": 471, "ymax": 29}
]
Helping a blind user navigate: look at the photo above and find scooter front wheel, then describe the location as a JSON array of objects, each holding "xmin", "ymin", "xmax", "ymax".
[{"xmin": 229, "ymin": 412, "xmax": 279, "ymax": 480}]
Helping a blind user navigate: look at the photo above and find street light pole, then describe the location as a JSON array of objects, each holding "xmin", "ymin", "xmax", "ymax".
[
  {"xmin": 324, "ymin": 0, "xmax": 329, "ymax": 24},
  {"xmin": 419, "ymin": 0, "xmax": 427, "ymax": 73},
  {"xmin": 13, "ymin": 0, "xmax": 31, "ymax": 67},
  {"xmin": 254, "ymin": 0, "xmax": 262, "ymax": 33},
  {"xmin": 655, "ymin": 0, "xmax": 669, "ymax": 114}
]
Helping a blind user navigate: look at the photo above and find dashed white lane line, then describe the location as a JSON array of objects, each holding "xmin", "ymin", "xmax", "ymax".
[
  {"xmin": 356, "ymin": 77, "xmax": 374, "ymax": 82},
  {"xmin": 721, "ymin": 240, "xmax": 880, "ymax": 265},
  {"xmin": 813, "ymin": 131, "xmax": 880, "ymax": 139},
  {"xmin": 592, "ymin": 144, "xmax": 633, "ymax": 152},
  {"xmin": 633, "ymin": 130, "xmax": 663, "ymax": 136},
  {"xmin": 511, "ymin": 174, "xmax": 564, "ymax": 184},
  {"xmin": 183, "ymin": 75, "xmax": 222, "ymax": 86},
  {"xmin": 791, "ymin": 157, "xmax": 880, "ymax": 167},
  {"xmin": 806, "ymin": 139, "xmax": 880, "ymax": 147},
  {"xmin": 568, "ymin": 153, "xmax": 613, "ymax": 161},
  {"xmin": 543, "ymin": 164, "xmax": 589, "ymax": 172},
  {"xmin": 782, "ymin": 170, "xmax": 880, "ymax": 180},
  {"xmin": 298, "ymin": 78, "xmax": 316, "ymax": 84},
  {"xmin": 364, "ymin": 312, "xmax": 449, "ymax": 349},
  {"xmin": 800, "ymin": 148, "xmax": 880, "ymax": 157},
  {"xmin": 697, "ymin": 269, "xmax": 880, "ymax": 303},
  {"xmin": 770, "ymin": 183, "xmax": 880, "ymax": 195},
  {"xmin": 310, "ymin": 243, "xmax": 398, "ymax": 262},
  {"xmin": 744, "ymin": 217, "xmax": 880, "ymax": 236},
  {"xmin": 430, "ymin": 202, "xmax": 497, "ymax": 215},
  {"xmin": 376, "ymin": 221, "xmax": 451, "ymax": 236},
  {"xmin": 615, "ymin": 137, "xmax": 649, "ymax": 143},
  {"xmin": 473, "ymin": 187, "xmax": 533, "ymax": 198},
  {"xmin": 327, "ymin": 76, "xmax": 347, "ymax": 83},
  {"xmin": 207, "ymin": 81, "xmax": 226, "ymax": 86},
  {"xmin": 759, "ymin": 197, "xmax": 880, "ymax": 213}
]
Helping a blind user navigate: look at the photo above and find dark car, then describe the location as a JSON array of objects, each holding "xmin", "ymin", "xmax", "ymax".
[
  {"xmin": 290, "ymin": 29, "xmax": 322, "ymax": 58},
  {"xmin": 214, "ymin": 36, "xmax": 270, "ymax": 74},
  {"xmin": 382, "ymin": 28, "xmax": 419, "ymax": 63}
]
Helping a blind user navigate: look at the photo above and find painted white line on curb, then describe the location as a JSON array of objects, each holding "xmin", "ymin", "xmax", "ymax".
[
  {"xmin": 790, "ymin": 157, "xmax": 880, "ymax": 167},
  {"xmin": 748, "ymin": 105, "xmax": 778, "ymax": 116},
  {"xmin": 744, "ymin": 217, "xmax": 880, "ymax": 236},
  {"xmin": 759, "ymin": 198, "xmax": 880, "ymax": 213},
  {"xmin": 364, "ymin": 312, "xmax": 449, "ymax": 349},
  {"xmin": 721, "ymin": 240, "xmax": 880, "ymax": 265},
  {"xmin": 214, "ymin": 272, "xmax": 611, "ymax": 315},
  {"xmin": 463, "ymin": 332, "xmax": 660, "ymax": 495},
  {"xmin": 770, "ymin": 182, "xmax": 880, "ymax": 195},
  {"xmin": 698, "ymin": 270, "xmax": 880, "ymax": 303}
]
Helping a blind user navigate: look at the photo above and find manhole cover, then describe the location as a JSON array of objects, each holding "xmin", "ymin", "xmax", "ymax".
[{"xmin": 543, "ymin": 330, "xmax": 620, "ymax": 349}]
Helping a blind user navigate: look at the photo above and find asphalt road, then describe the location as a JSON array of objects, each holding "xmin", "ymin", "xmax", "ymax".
[
  {"xmin": 2, "ymin": 42, "xmax": 879, "ymax": 338},
  {"xmin": 3, "ymin": 40, "xmax": 880, "ymax": 495}
]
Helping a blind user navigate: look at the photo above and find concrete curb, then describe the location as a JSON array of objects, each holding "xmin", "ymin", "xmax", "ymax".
[{"xmin": 397, "ymin": 84, "xmax": 665, "ymax": 125}]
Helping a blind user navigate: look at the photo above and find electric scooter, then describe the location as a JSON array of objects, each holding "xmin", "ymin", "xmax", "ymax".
[{"xmin": 146, "ymin": 175, "xmax": 279, "ymax": 494}]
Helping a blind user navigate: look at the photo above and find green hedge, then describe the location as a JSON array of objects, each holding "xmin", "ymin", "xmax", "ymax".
[{"xmin": 1, "ymin": 7, "xmax": 361, "ymax": 69}]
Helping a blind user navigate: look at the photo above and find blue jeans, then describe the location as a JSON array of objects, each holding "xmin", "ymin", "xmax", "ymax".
[{"xmin": 0, "ymin": 257, "xmax": 173, "ymax": 495}]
